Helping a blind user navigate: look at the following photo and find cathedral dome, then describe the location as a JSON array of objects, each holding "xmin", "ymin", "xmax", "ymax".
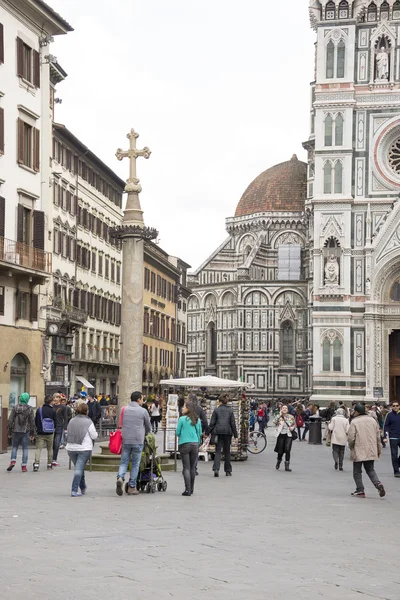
[{"xmin": 234, "ymin": 155, "xmax": 307, "ymax": 217}]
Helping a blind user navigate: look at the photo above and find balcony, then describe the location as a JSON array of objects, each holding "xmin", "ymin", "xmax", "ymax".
[
  {"xmin": 0, "ymin": 236, "xmax": 52, "ymax": 283},
  {"xmin": 46, "ymin": 297, "xmax": 88, "ymax": 327}
]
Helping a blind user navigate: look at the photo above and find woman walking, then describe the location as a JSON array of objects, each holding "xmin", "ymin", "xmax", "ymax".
[
  {"xmin": 328, "ymin": 408, "xmax": 349, "ymax": 471},
  {"xmin": 295, "ymin": 404, "xmax": 305, "ymax": 441},
  {"xmin": 150, "ymin": 400, "xmax": 161, "ymax": 433},
  {"xmin": 209, "ymin": 393, "xmax": 238, "ymax": 477},
  {"xmin": 273, "ymin": 405, "xmax": 296, "ymax": 472},
  {"xmin": 176, "ymin": 401, "xmax": 202, "ymax": 496},
  {"xmin": 66, "ymin": 402, "xmax": 98, "ymax": 497}
]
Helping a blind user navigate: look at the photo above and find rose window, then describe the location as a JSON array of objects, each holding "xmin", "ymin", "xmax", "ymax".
[{"xmin": 388, "ymin": 138, "xmax": 400, "ymax": 174}]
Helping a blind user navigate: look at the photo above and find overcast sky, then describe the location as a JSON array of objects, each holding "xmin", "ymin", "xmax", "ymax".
[{"xmin": 49, "ymin": 0, "xmax": 315, "ymax": 270}]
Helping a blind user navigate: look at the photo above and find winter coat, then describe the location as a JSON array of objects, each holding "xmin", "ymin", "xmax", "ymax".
[
  {"xmin": 209, "ymin": 405, "xmax": 238, "ymax": 438},
  {"xmin": 347, "ymin": 415, "xmax": 382, "ymax": 462},
  {"xmin": 8, "ymin": 404, "xmax": 35, "ymax": 437},
  {"xmin": 87, "ymin": 400, "xmax": 102, "ymax": 424},
  {"xmin": 328, "ymin": 415, "xmax": 349, "ymax": 446}
]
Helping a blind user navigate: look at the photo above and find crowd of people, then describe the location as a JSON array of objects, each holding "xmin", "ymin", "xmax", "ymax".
[{"xmin": 6, "ymin": 389, "xmax": 400, "ymax": 500}]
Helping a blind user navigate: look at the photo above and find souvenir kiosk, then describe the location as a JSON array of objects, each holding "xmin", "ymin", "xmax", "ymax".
[{"xmin": 159, "ymin": 376, "xmax": 251, "ymax": 461}]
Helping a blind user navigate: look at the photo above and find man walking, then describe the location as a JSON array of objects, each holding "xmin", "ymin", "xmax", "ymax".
[
  {"xmin": 33, "ymin": 396, "xmax": 56, "ymax": 471},
  {"xmin": 383, "ymin": 401, "xmax": 400, "ymax": 478},
  {"xmin": 7, "ymin": 393, "xmax": 35, "ymax": 472},
  {"xmin": 52, "ymin": 393, "xmax": 68, "ymax": 467},
  {"xmin": 116, "ymin": 391, "xmax": 151, "ymax": 496},
  {"xmin": 87, "ymin": 394, "xmax": 102, "ymax": 426},
  {"xmin": 348, "ymin": 403, "xmax": 385, "ymax": 498}
]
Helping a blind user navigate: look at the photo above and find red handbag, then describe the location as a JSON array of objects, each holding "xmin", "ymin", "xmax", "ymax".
[{"xmin": 109, "ymin": 407, "xmax": 126, "ymax": 455}]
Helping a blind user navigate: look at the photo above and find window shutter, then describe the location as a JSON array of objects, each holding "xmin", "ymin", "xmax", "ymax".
[
  {"xmin": 33, "ymin": 50, "xmax": 40, "ymax": 88},
  {"xmin": 15, "ymin": 290, "xmax": 21, "ymax": 319},
  {"xmin": 0, "ymin": 286, "xmax": 4, "ymax": 316},
  {"xmin": 66, "ymin": 190, "xmax": 71, "ymax": 213},
  {"xmin": 58, "ymin": 232, "xmax": 62, "ymax": 254},
  {"xmin": 0, "ymin": 23, "xmax": 4, "ymax": 64},
  {"xmin": 108, "ymin": 300, "xmax": 113, "ymax": 323},
  {"xmin": 73, "ymin": 289, "xmax": 79, "ymax": 308},
  {"xmin": 0, "ymin": 196, "xmax": 5, "ymax": 238},
  {"xmin": 33, "ymin": 128, "xmax": 40, "ymax": 172},
  {"xmin": 66, "ymin": 236, "xmax": 71, "ymax": 258},
  {"xmin": 116, "ymin": 303, "xmax": 121, "ymax": 326},
  {"xmin": 17, "ymin": 204, "xmax": 24, "ymax": 242},
  {"xmin": 0, "ymin": 107, "xmax": 4, "ymax": 154},
  {"xmin": 73, "ymin": 195, "xmax": 78, "ymax": 216},
  {"xmin": 80, "ymin": 290, "xmax": 87, "ymax": 311},
  {"xmin": 30, "ymin": 293, "xmax": 38, "ymax": 321},
  {"xmin": 16, "ymin": 37, "xmax": 23, "ymax": 77},
  {"xmin": 32, "ymin": 210, "xmax": 45, "ymax": 250},
  {"xmin": 17, "ymin": 118, "xmax": 24, "ymax": 164}
]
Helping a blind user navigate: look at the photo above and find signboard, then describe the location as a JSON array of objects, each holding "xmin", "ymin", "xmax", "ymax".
[
  {"xmin": 165, "ymin": 394, "xmax": 179, "ymax": 452},
  {"xmin": 373, "ymin": 387, "xmax": 384, "ymax": 399},
  {"xmin": 28, "ymin": 396, "xmax": 37, "ymax": 408},
  {"xmin": 48, "ymin": 381, "xmax": 64, "ymax": 387}
]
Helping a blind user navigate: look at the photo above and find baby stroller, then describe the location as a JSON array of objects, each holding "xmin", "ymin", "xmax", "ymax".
[{"xmin": 125, "ymin": 433, "xmax": 167, "ymax": 494}]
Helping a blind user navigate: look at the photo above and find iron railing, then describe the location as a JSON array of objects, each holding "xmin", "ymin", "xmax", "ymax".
[{"xmin": 0, "ymin": 236, "xmax": 52, "ymax": 273}]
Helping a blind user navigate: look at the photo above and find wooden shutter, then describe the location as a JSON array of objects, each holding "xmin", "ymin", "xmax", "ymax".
[
  {"xmin": 73, "ymin": 289, "xmax": 79, "ymax": 308},
  {"xmin": 80, "ymin": 290, "xmax": 87, "ymax": 311},
  {"xmin": 33, "ymin": 128, "xmax": 40, "ymax": 172},
  {"xmin": 66, "ymin": 236, "xmax": 71, "ymax": 259},
  {"xmin": 0, "ymin": 196, "xmax": 5, "ymax": 238},
  {"xmin": 30, "ymin": 293, "xmax": 38, "ymax": 321},
  {"xmin": 58, "ymin": 232, "xmax": 62, "ymax": 254},
  {"xmin": 15, "ymin": 290, "xmax": 21, "ymax": 319},
  {"xmin": 16, "ymin": 37, "xmax": 23, "ymax": 77},
  {"xmin": 73, "ymin": 195, "xmax": 78, "ymax": 216},
  {"xmin": 108, "ymin": 300, "xmax": 113, "ymax": 323},
  {"xmin": 0, "ymin": 286, "xmax": 4, "ymax": 316},
  {"xmin": 116, "ymin": 303, "xmax": 121, "ymax": 326},
  {"xmin": 33, "ymin": 210, "xmax": 45, "ymax": 250},
  {"xmin": 17, "ymin": 118, "xmax": 24, "ymax": 164},
  {"xmin": 66, "ymin": 191, "xmax": 71, "ymax": 213},
  {"xmin": 33, "ymin": 50, "xmax": 40, "ymax": 88},
  {"xmin": 17, "ymin": 204, "xmax": 24, "ymax": 242},
  {"xmin": 0, "ymin": 107, "xmax": 4, "ymax": 154},
  {"xmin": 0, "ymin": 23, "xmax": 4, "ymax": 64}
]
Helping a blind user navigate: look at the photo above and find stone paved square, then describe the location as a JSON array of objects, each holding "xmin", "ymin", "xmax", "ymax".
[{"xmin": 0, "ymin": 433, "xmax": 398, "ymax": 600}]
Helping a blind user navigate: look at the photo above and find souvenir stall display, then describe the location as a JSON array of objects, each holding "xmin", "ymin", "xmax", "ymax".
[{"xmin": 160, "ymin": 376, "xmax": 250, "ymax": 461}]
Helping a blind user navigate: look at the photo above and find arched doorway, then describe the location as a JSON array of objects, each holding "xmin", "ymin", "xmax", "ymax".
[{"xmin": 9, "ymin": 354, "xmax": 29, "ymax": 408}]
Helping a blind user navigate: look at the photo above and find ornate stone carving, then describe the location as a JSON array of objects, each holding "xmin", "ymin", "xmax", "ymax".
[
  {"xmin": 109, "ymin": 225, "xmax": 158, "ymax": 240},
  {"xmin": 325, "ymin": 254, "xmax": 339, "ymax": 285}
]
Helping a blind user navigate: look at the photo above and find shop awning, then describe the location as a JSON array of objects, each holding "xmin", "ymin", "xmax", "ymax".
[
  {"xmin": 159, "ymin": 375, "xmax": 253, "ymax": 389},
  {"xmin": 76, "ymin": 375, "xmax": 94, "ymax": 389}
]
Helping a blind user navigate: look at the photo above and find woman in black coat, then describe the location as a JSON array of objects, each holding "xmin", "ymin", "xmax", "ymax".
[{"xmin": 209, "ymin": 393, "xmax": 238, "ymax": 477}]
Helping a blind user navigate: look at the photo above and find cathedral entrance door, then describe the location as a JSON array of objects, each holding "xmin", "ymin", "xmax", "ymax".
[{"xmin": 389, "ymin": 330, "xmax": 400, "ymax": 403}]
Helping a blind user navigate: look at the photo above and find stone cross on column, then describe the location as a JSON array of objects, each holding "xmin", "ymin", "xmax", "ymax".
[{"xmin": 116, "ymin": 128, "xmax": 151, "ymax": 226}]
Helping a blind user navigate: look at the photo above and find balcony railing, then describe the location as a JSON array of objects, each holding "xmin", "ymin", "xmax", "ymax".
[
  {"xmin": 0, "ymin": 236, "xmax": 52, "ymax": 273},
  {"xmin": 52, "ymin": 297, "xmax": 87, "ymax": 324}
]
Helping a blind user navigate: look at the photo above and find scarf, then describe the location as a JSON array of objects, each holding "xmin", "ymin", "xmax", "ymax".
[{"xmin": 67, "ymin": 415, "xmax": 92, "ymax": 445}]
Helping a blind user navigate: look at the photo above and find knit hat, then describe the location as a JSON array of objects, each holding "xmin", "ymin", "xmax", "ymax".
[
  {"xmin": 19, "ymin": 393, "xmax": 30, "ymax": 405},
  {"xmin": 353, "ymin": 403, "xmax": 366, "ymax": 415}
]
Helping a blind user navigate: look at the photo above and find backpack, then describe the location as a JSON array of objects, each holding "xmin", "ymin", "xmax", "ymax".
[
  {"xmin": 40, "ymin": 407, "xmax": 55, "ymax": 433},
  {"xmin": 296, "ymin": 414, "xmax": 304, "ymax": 427}
]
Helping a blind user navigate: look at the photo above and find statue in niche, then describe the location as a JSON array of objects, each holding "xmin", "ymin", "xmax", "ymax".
[
  {"xmin": 365, "ymin": 278, "xmax": 371, "ymax": 295},
  {"xmin": 325, "ymin": 254, "xmax": 339, "ymax": 285},
  {"xmin": 376, "ymin": 47, "xmax": 389, "ymax": 81}
]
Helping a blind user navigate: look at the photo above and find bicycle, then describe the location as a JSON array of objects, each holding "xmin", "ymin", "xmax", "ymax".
[{"xmin": 245, "ymin": 430, "xmax": 267, "ymax": 454}]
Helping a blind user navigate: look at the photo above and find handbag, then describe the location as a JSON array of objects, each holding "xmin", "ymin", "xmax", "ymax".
[
  {"xmin": 108, "ymin": 407, "xmax": 126, "ymax": 455},
  {"xmin": 291, "ymin": 429, "xmax": 298, "ymax": 441}
]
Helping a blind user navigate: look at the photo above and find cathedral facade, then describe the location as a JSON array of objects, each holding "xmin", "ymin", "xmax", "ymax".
[{"xmin": 188, "ymin": 0, "xmax": 400, "ymax": 404}]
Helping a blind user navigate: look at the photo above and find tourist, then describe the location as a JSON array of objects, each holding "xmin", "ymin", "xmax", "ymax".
[
  {"xmin": 328, "ymin": 408, "xmax": 349, "ymax": 471},
  {"xmin": 52, "ymin": 393, "xmax": 69, "ymax": 466},
  {"xmin": 249, "ymin": 410, "xmax": 256, "ymax": 432},
  {"xmin": 257, "ymin": 405, "xmax": 266, "ymax": 433},
  {"xmin": 347, "ymin": 403, "xmax": 385, "ymax": 498},
  {"xmin": 87, "ymin": 394, "xmax": 102, "ymax": 426},
  {"xmin": 66, "ymin": 402, "xmax": 98, "ymax": 497},
  {"xmin": 116, "ymin": 391, "xmax": 151, "ymax": 496},
  {"xmin": 176, "ymin": 401, "xmax": 202, "ymax": 496},
  {"xmin": 209, "ymin": 393, "xmax": 238, "ymax": 477},
  {"xmin": 383, "ymin": 401, "xmax": 400, "ymax": 478},
  {"xmin": 295, "ymin": 403, "xmax": 306, "ymax": 441},
  {"xmin": 6, "ymin": 393, "xmax": 35, "ymax": 472},
  {"xmin": 59, "ymin": 396, "xmax": 73, "ymax": 449},
  {"xmin": 273, "ymin": 404, "xmax": 296, "ymax": 472},
  {"xmin": 150, "ymin": 399, "xmax": 161, "ymax": 433},
  {"xmin": 302, "ymin": 403, "xmax": 313, "ymax": 441},
  {"xmin": 33, "ymin": 396, "xmax": 56, "ymax": 471},
  {"xmin": 187, "ymin": 393, "xmax": 209, "ymax": 476},
  {"xmin": 99, "ymin": 394, "xmax": 108, "ymax": 407}
]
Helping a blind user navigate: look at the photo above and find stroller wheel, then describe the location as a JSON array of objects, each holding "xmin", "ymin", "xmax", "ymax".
[
  {"xmin": 151, "ymin": 483, "xmax": 156, "ymax": 493},
  {"xmin": 162, "ymin": 481, "xmax": 167, "ymax": 492},
  {"xmin": 157, "ymin": 482, "xmax": 162, "ymax": 492},
  {"xmin": 146, "ymin": 483, "xmax": 151, "ymax": 494}
]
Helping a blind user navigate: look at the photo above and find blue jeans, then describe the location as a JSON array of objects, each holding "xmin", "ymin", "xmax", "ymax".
[
  {"xmin": 117, "ymin": 444, "xmax": 143, "ymax": 488},
  {"xmin": 68, "ymin": 450, "xmax": 91, "ymax": 493},
  {"xmin": 11, "ymin": 432, "xmax": 29, "ymax": 466},
  {"xmin": 53, "ymin": 428, "xmax": 63, "ymax": 461}
]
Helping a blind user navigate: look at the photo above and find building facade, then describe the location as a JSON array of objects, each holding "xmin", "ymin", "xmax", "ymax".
[
  {"xmin": 47, "ymin": 123, "xmax": 124, "ymax": 397},
  {"xmin": 0, "ymin": 0, "xmax": 72, "ymax": 408},
  {"xmin": 187, "ymin": 157, "xmax": 312, "ymax": 401}
]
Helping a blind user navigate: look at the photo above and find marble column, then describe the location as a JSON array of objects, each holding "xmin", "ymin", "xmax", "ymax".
[{"xmin": 111, "ymin": 129, "xmax": 158, "ymax": 406}]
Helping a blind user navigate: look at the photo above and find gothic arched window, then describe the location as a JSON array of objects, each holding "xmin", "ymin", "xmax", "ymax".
[
  {"xmin": 339, "ymin": 1, "xmax": 349, "ymax": 19},
  {"xmin": 368, "ymin": 2, "xmax": 377, "ymax": 21},
  {"xmin": 324, "ymin": 161, "xmax": 332, "ymax": 194},
  {"xmin": 322, "ymin": 334, "xmax": 343, "ymax": 372},
  {"xmin": 334, "ymin": 161, "xmax": 343, "ymax": 193},
  {"xmin": 337, "ymin": 40, "xmax": 346, "ymax": 78},
  {"xmin": 394, "ymin": 1, "xmax": 400, "ymax": 20},
  {"xmin": 391, "ymin": 281, "xmax": 400, "ymax": 301},
  {"xmin": 381, "ymin": 2, "xmax": 389, "ymax": 20},
  {"xmin": 325, "ymin": 115, "xmax": 333, "ymax": 146},
  {"xmin": 326, "ymin": 41, "xmax": 335, "ymax": 78},
  {"xmin": 333, "ymin": 339, "xmax": 342, "ymax": 371},
  {"xmin": 326, "ymin": 1, "xmax": 336, "ymax": 20},
  {"xmin": 323, "ymin": 338, "xmax": 331, "ymax": 371},
  {"xmin": 281, "ymin": 321, "xmax": 294, "ymax": 366},
  {"xmin": 335, "ymin": 114, "xmax": 344, "ymax": 146}
]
